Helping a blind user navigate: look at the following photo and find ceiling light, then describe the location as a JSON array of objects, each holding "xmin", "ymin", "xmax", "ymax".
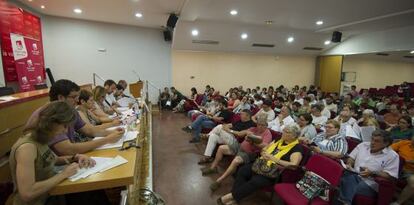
[
  {"xmin": 135, "ymin": 12, "xmax": 143, "ymax": 18},
  {"xmin": 191, "ymin": 29, "xmax": 199, "ymax": 36},
  {"xmin": 324, "ymin": 40, "xmax": 331, "ymax": 45},
  {"xmin": 73, "ymin": 8, "xmax": 82, "ymax": 14},
  {"xmin": 287, "ymin": 36, "xmax": 294, "ymax": 43},
  {"xmin": 230, "ymin": 10, "xmax": 238, "ymax": 16},
  {"xmin": 265, "ymin": 20, "xmax": 273, "ymax": 25},
  {"xmin": 40, "ymin": 5, "xmax": 45, "ymax": 9},
  {"xmin": 316, "ymin": 20, "xmax": 324, "ymax": 25},
  {"xmin": 28, "ymin": 0, "xmax": 33, "ymax": 2},
  {"xmin": 410, "ymin": 50, "xmax": 414, "ymax": 54},
  {"xmin": 241, "ymin": 33, "xmax": 248, "ymax": 39}
]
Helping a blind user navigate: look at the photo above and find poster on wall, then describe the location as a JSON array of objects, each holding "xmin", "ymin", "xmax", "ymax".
[
  {"xmin": 11, "ymin": 33, "xmax": 45, "ymax": 91},
  {"xmin": 0, "ymin": 1, "xmax": 45, "ymax": 91}
]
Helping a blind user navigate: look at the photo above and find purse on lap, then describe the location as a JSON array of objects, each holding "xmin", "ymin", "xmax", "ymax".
[
  {"xmin": 296, "ymin": 171, "xmax": 330, "ymax": 201},
  {"xmin": 252, "ymin": 158, "xmax": 281, "ymax": 178}
]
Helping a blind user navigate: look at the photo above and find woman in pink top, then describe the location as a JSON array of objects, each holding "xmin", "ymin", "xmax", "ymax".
[{"xmin": 201, "ymin": 117, "xmax": 272, "ymax": 192}]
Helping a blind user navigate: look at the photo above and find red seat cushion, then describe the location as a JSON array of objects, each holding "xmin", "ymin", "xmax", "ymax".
[{"xmin": 274, "ymin": 183, "xmax": 329, "ymax": 205}]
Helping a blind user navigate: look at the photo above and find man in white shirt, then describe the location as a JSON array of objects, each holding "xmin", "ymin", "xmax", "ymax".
[
  {"xmin": 324, "ymin": 95, "xmax": 338, "ymax": 113},
  {"xmin": 268, "ymin": 106, "xmax": 295, "ymax": 132},
  {"xmin": 311, "ymin": 104, "xmax": 328, "ymax": 129},
  {"xmin": 252, "ymin": 99, "xmax": 275, "ymax": 122},
  {"xmin": 104, "ymin": 79, "xmax": 119, "ymax": 109},
  {"xmin": 339, "ymin": 130, "xmax": 399, "ymax": 205}
]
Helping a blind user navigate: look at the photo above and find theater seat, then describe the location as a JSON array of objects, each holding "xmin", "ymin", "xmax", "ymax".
[
  {"xmin": 274, "ymin": 183, "xmax": 328, "ymax": 205},
  {"xmin": 346, "ymin": 137, "xmax": 361, "ymax": 153}
]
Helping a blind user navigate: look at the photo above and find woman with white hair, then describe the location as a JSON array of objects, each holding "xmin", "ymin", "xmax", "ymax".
[
  {"xmin": 217, "ymin": 124, "xmax": 304, "ymax": 205},
  {"xmin": 358, "ymin": 109, "xmax": 379, "ymax": 128}
]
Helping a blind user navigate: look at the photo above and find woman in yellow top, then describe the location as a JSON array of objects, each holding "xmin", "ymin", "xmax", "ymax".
[
  {"xmin": 9, "ymin": 101, "xmax": 96, "ymax": 205},
  {"xmin": 217, "ymin": 124, "xmax": 304, "ymax": 205}
]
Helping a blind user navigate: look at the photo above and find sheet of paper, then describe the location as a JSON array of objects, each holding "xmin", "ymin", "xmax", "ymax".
[
  {"xmin": 117, "ymin": 107, "xmax": 130, "ymax": 112},
  {"xmin": 360, "ymin": 126, "xmax": 376, "ymax": 142},
  {"xmin": 340, "ymin": 159, "xmax": 357, "ymax": 173},
  {"xmin": 346, "ymin": 125, "xmax": 360, "ymax": 140},
  {"xmin": 69, "ymin": 156, "xmax": 128, "ymax": 181},
  {"xmin": 106, "ymin": 125, "xmax": 127, "ymax": 131},
  {"xmin": 93, "ymin": 130, "xmax": 139, "ymax": 150},
  {"xmin": 0, "ymin": 96, "xmax": 18, "ymax": 101},
  {"xmin": 117, "ymin": 97, "xmax": 135, "ymax": 107}
]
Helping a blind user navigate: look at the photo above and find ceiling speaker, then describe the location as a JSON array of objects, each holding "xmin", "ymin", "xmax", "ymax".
[
  {"xmin": 167, "ymin": 14, "xmax": 178, "ymax": 29},
  {"xmin": 163, "ymin": 30, "xmax": 172, "ymax": 42},
  {"xmin": 332, "ymin": 31, "xmax": 342, "ymax": 43}
]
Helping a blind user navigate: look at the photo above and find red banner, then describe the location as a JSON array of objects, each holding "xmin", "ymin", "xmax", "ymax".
[{"xmin": 0, "ymin": 1, "xmax": 45, "ymax": 90}]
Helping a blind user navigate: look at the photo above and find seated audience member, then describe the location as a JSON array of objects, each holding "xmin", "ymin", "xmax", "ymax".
[
  {"xmin": 307, "ymin": 94, "xmax": 317, "ymax": 105},
  {"xmin": 391, "ymin": 135, "xmax": 414, "ymax": 176},
  {"xmin": 198, "ymin": 109, "xmax": 255, "ymax": 164},
  {"xmin": 159, "ymin": 87, "xmax": 171, "ymax": 110},
  {"xmin": 338, "ymin": 130, "xmax": 399, "ymax": 205},
  {"xmin": 92, "ymin": 85, "xmax": 119, "ymax": 116},
  {"xmin": 339, "ymin": 94, "xmax": 354, "ymax": 112},
  {"xmin": 348, "ymin": 85, "xmax": 359, "ymax": 98},
  {"xmin": 358, "ymin": 109, "xmax": 380, "ymax": 128},
  {"xmin": 190, "ymin": 87, "xmax": 198, "ymax": 100},
  {"xmin": 388, "ymin": 116, "xmax": 414, "ymax": 141},
  {"xmin": 218, "ymin": 125, "xmax": 303, "ymax": 204},
  {"xmin": 201, "ymin": 117, "xmax": 272, "ymax": 191},
  {"xmin": 297, "ymin": 113, "xmax": 317, "ymax": 140},
  {"xmin": 227, "ymin": 92, "xmax": 241, "ymax": 110},
  {"xmin": 9, "ymin": 101, "xmax": 105, "ymax": 205},
  {"xmin": 268, "ymin": 106, "xmax": 295, "ymax": 132},
  {"xmin": 253, "ymin": 94, "xmax": 263, "ymax": 107},
  {"xmin": 290, "ymin": 101, "xmax": 302, "ymax": 121},
  {"xmin": 24, "ymin": 79, "xmax": 124, "ymax": 155},
  {"xmin": 390, "ymin": 93, "xmax": 404, "ymax": 108},
  {"xmin": 171, "ymin": 87, "xmax": 186, "ymax": 112},
  {"xmin": 77, "ymin": 89, "xmax": 121, "ymax": 129},
  {"xmin": 391, "ymin": 175, "xmax": 414, "ymax": 205},
  {"xmin": 320, "ymin": 103, "xmax": 332, "ymax": 119},
  {"xmin": 298, "ymin": 96, "xmax": 311, "ymax": 114},
  {"xmin": 304, "ymin": 120, "xmax": 348, "ymax": 159},
  {"xmin": 182, "ymin": 99, "xmax": 232, "ymax": 143},
  {"xmin": 187, "ymin": 95, "xmax": 217, "ymax": 119},
  {"xmin": 335, "ymin": 104, "xmax": 357, "ymax": 136},
  {"xmin": 103, "ymin": 79, "xmax": 120, "ymax": 109},
  {"xmin": 252, "ymin": 99, "xmax": 275, "ymax": 122},
  {"xmin": 233, "ymin": 96, "xmax": 251, "ymax": 114},
  {"xmin": 324, "ymin": 95, "xmax": 338, "ymax": 114},
  {"xmin": 384, "ymin": 104, "xmax": 402, "ymax": 127},
  {"xmin": 310, "ymin": 104, "xmax": 328, "ymax": 129},
  {"xmin": 408, "ymin": 104, "xmax": 414, "ymax": 126}
]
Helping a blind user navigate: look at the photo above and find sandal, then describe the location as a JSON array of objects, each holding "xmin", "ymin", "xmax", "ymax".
[
  {"xmin": 198, "ymin": 157, "xmax": 213, "ymax": 165},
  {"xmin": 202, "ymin": 167, "xmax": 218, "ymax": 176}
]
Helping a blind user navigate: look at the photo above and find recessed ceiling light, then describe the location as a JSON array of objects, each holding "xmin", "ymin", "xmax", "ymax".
[
  {"xmin": 410, "ymin": 50, "xmax": 414, "ymax": 54},
  {"xmin": 287, "ymin": 36, "xmax": 294, "ymax": 43},
  {"xmin": 265, "ymin": 20, "xmax": 273, "ymax": 25},
  {"xmin": 28, "ymin": 0, "xmax": 33, "ymax": 2},
  {"xmin": 241, "ymin": 33, "xmax": 248, "ymax": 39},
  {"xmin": 73, "ymin": 8, "xmax": 82, "ymax": 14},
  {"xmin": 135, "ymin": 12, "xmax": 143, "ymax": 18},
  {"xmin": 324, "ymin": 40, "xmax": 331, "ymax": 45},
  {"xmin": 40, "ymin": 5, "xmax": 45, "ymax": 9},
  {"xmin": 316, "ymin": 20, "xmax": 324, "ymax": 25},
  {"xmin": 230, "ymin": 10, "xmax": 238, "ymax": 16},
  {"xmin": 191, "ymin": 29, "xmax": 199, "ymax": 36}
]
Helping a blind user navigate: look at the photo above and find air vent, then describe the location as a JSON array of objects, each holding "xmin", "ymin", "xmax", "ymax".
[
  {"xmin": 403, "ymin": 55, "xmax": 414, "ymax": 58},
  {"xmin": 252, "ymin": 43, "xmax": 274, "ymax": 48},
  {"xmin": 303, "ymin": 47, "xmax": 323, "ymax": 51},
  {"xmin": 192, "ymin": 40, "xmax": 219, "ymax": 45},
  {"xmin": 376, "ymin": 53, "xmax": 389, "ymax": 56}
]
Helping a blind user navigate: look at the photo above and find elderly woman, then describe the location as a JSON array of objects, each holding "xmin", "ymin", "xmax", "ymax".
[
  {"xmin": 304, "ymin": 120, "xmax": 348, "ymax": 159},
  {"xmin": 202, "ymin": 117, "xmax": 272, "ymax": 192},
  {"xmin": 9, "ymin": 101, "xmax": 96, "ymax": 205},
  {"xmin": 358, "ymin": 109, "xmax": 379, "ymax": 128},
  {"xmin": 217, "ymin": 124, "xmax": 304, "ymax": 205},
  {"xmin": 297, "ymin": 113, "xmax": 317, "ymax": 140}
]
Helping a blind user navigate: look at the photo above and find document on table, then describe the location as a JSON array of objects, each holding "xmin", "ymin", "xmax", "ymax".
[
  {"xmin": 117, "ymin": 97, "xmax": 135, "ymax": 107},
  {"xmin": 94, "ymin": 131, "xmax": 139, "ymax": 150},
  {"xmin": 0, "ymin": 96, "xmax": 18, "ymax": 101},
  {"xmin": 106, "ymin": 125, "xmax": 127, "ymax": 131},
  {"xmin": 69, "ymin": 155, "xmax": 128, "ymax": 182}
]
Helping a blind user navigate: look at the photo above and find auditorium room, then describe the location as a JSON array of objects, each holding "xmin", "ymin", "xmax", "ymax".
[{"xmin": 1, "ymin": 0, "xmax": 414, "ymax": 205}]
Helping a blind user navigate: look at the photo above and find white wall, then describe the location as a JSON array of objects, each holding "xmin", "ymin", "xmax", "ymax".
[
  {"xmin": 341, "ymin": 56, "xmax": 414, "ymax": 90},
  {"xmin": 42, "ymin": 16, "xmax": 172, "ymax": 102},
  {"xmin": 324, "ymin": 26, "xmax": 414, "ymax": 55}
]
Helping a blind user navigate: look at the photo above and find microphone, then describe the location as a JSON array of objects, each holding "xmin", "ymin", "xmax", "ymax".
[{"xmin": 132, "ymin": 70, "xmax": 141, "ymax": 81}]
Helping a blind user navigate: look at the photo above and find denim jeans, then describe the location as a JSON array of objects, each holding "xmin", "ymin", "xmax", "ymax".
[
  {"xmin": 339, "ymin": 171, "xmax": 377, "ymax": 204},
  {"xmin": 191, "ymin": 115, "xmax": 216, "ymax": 140}
]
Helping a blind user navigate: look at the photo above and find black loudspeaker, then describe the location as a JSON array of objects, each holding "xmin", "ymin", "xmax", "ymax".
[
  {"xmin": 167, "ymin": 14, "xmax": 178, "ymax": 29},
  {"xmin": 332, "ymin": 31, "xmax": 342, "ymax": 43},
  {"xmin": 163, "ymin": 30, "xmax": 172, "ymax": 42},
  {"xmin": 45, "ymin": 68, "xmax": 55, "ymax": 85}
]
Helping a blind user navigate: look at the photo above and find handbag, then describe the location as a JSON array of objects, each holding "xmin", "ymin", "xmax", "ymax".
[
  {"xmin": 251, "ymin": 158, "xmax": 281, "ymax": 178},
  {"xmin": 296, "ymin": 171, "xmax": 330, "ymax": 201}
]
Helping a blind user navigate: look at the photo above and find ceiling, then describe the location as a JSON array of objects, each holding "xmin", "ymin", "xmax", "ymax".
[{"xmin": 17, "ymin": 0, "xmax": 414, "ymax": 55}]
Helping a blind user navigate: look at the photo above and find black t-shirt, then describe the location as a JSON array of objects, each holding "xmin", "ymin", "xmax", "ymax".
[
  {"xmin": 216, "ymin": 109, "xmax": 232, "ymax": 122},
  {"xmin": 232, "ymin": 120, "xmax": 256, "ymax": 132},
  {"xmin": 272, "ymin": 143, "xmax": 304, "ymax": 162}
]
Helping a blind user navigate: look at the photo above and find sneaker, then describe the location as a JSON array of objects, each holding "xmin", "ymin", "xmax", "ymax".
[
  {"xmin": 202, "ymin": 167, "xmax": 218, "ymax": 176},
  {"xmin": 181, "ymin": 126, "xmax": 192, "ymax": 133},
  {"xmin": 210, "ymin": 181, "xmax": 221, "ymax": 192}
]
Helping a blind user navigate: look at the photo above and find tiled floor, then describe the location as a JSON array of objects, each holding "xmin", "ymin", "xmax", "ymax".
[{"xmin": 152, "ymin": 111, "xmax": 276, "ymax": 205}]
